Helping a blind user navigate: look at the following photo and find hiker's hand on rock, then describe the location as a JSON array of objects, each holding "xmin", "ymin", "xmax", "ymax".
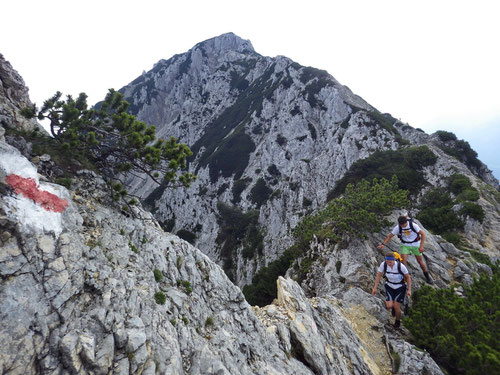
[
  {"xmin": 371, "ymin": 288, "xmax": 377, "ymax": 295},
  {"xmin": 377, "ymin": 244, "xmax": 384, "ymax": 249}
]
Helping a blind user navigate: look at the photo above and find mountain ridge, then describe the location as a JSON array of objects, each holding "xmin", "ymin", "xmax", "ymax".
[{"xmin": 119, "ymin": 33, "xmax": 498, "ymax": 286}]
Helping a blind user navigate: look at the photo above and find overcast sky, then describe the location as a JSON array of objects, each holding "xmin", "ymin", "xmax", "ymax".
[{"xmin": 3, "ymin": 0, "xmax": 499, "ymax": 179}]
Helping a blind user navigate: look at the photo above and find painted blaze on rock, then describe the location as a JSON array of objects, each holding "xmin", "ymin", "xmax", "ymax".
[{"xmin": 6, "ymin": 174, "xmax": 69, "ymax": 213}]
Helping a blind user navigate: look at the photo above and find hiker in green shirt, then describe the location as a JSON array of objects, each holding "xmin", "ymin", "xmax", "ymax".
[{"xmin": 378, "ymin": 215, "xmax": 432, "ymax": 284}]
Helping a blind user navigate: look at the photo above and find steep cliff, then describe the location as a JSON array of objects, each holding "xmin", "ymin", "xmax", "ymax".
[{"xmin": 119, "ymin": 33, "xmax": 499, "ymax": 286}]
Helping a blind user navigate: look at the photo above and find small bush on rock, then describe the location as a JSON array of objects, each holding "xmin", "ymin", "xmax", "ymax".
[{"xmin": 154, "ymin": 292, "xmax": 166, "ymax": 305}]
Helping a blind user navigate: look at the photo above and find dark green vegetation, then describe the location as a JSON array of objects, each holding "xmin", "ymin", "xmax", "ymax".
[
  {"xmin": 243, "ymin": 178, "xmax": 408, "ymax": 306},
  {"xmin": 176, "ymin": 229, "xmax": 196, "ymax": 245},
  {"xmin": 22, "ymin": 90, "xmax": 195, "ymax": 210},
  {"xmin": 405, "ymin": 273, "xmax": 500, "ymax": 375},
  {"xmin": 216, "ymin": 202, "xmax": 264, "ymax": 280},
  {"xmin": 154, "ymin": 292, "xmax": 166, "ymax": 305},
  {"xmin": 435, "ymin": 130, "xmax": 482, "ymax": 172},
  {"xmin": 416, "ymin": 173, "xmax": 484, "ymax": 245},
  {"xmin": 329, "ymin": 146, "xmax": 438, "ymax": 199},
  {"xmin": 249, "ymin": 178, "xmax": 273, "ymax": 208},
  {"xmin": 299, "ymin": 67, "xmax": 332, "ymax": 109},
  {"xmin": 190, "ymin": 63, "xmax": 290, "ymax": 183},
  {"xmin": 364, "ymin": 111, "xmax": 408, "ymax": 144},
  {"xmin": 153, "ymin": 268, "xmax": 163, "ymax": 282},
  {"xmin": 231, "ymin": 178, "xmax": 252, "ymax": 204}
]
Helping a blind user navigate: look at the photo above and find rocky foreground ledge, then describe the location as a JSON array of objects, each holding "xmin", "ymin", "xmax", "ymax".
[{"xmin": 0, "ymin": 138, "xmax": 444, "ymax": 374}]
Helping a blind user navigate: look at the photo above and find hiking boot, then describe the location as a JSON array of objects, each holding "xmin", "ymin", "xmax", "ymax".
[
  {"xmin": 424, "ymin": 271, "xmax": 433, "ymax": 284},
  {"xmin": 394, "ymin": 319, "xmax": 401, "ymax": 329},
  {"xmin": 391, "ymin": 307, "xmax": 396, "ymax": 317}
]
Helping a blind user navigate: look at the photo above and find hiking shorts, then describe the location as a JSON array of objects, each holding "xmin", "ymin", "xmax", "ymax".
[
  {"xmin": 400, "ymin": 245, "xmax": 422, "ymax": 256},
  {"xmin": 385, "ymin": 284, "xmax": 407, "ymax": 303}
]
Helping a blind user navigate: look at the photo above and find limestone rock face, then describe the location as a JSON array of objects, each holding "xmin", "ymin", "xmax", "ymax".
[
  {"xmin": 120, "ymin": 33, "xmax": 499, "ymax": 286},
  {"xmin": 0, "ymin": 140, "xmax": 446, "ymax": 374},
  {"xmin": 0, "ymin": 54, "xmax": 45, "ymax": 134},
  {"xmin": 0, "ymin": 141, "xmax": 312, "ymax": 374}
]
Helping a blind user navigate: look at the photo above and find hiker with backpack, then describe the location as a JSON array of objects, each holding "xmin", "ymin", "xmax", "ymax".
[
  {"xmin": 371, "ymin": 254, "xmax": 411, "ymax": 329},
  {"xmin": 377, "ymin": 215, "xmax": 432, "ymax": 284}
]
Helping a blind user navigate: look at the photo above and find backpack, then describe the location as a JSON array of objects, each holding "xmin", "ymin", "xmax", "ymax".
[
  {"xmin": 383, "ymin": 256, "xmax": 406, "ymax": 285},
  {"xmin": 398, "ymin": 218, "xmax": 421, "ymax": 244}
]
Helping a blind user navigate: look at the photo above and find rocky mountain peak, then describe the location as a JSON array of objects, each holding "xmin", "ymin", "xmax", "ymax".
[
  {"xmin": 115, "ymin": 34, "xmax": 500, "ymax": 289},
  {"xmin": 194, "ymin": 32, "xmax": 255, "ymax": 55}
]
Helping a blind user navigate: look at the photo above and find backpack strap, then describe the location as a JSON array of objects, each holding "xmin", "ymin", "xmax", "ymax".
[
  {"xmin": 398, "ymin": 218, "xmax": 421, "ymax": 244},
  {"xmin": 383, "ymin": 261, "xmax": 406, "ymax": 284}
]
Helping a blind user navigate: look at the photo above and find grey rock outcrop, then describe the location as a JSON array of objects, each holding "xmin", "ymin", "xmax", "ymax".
[
  {"xmin": 1, "ymin": 141, "xmax": 313, "ymax": 374},
  {"xmin": 0, "ymin": 54, "xmax": 45, "ymax": 134},
  {"xmin": 0, "ymin": 140, "xmax": 445, "ymax": 374}
]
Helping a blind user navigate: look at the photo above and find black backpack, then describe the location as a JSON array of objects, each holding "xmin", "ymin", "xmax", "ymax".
[
  {"xmin": 398, "ymin": 218, "xmax": 421, "ymax": 244},
  {"xmin": 383, "ymin": 261, "xmax": 406, "ymax": 285}
]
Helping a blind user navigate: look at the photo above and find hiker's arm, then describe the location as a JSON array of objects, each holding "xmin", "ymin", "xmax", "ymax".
[
  {"xmin": 377, "ymin": 233, "xmax": 395, "ymax": 249},
  {"xmin": 418, "ymin": 230, "xmax": 426, "ymax": 253},
  {"xmin": 371, "ymin": 272, "xmax": 382, "ymax": 295},
  {"xmin": 404, "ymin": 273, "xmax": 411, "ymax": 296}
]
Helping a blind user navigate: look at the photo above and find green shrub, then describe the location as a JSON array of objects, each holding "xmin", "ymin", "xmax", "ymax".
[
  {"xmin": 216, "ymin": 202, "xmax": 263, "ymax": 277},
  {"xmin": 153, "ymin": 268, "xmax": 163, "ymax": 282},
  {"xmin": 435, "ymin": 130, "xmax": 457, "ymax": 142},
  {"xmin": 243, "ymin": 177, "xmax": 408, "ymax": 306},
  {"xmin": 231, "ymin": 178, "xmax": 251, "ymax": 204},
  {"xmin": 459, "ymin": 202, "xmax": 485, "ymax": 222},
  {"xmin": 416, "ymin": 206, "xmax": 464, "ymax": 234},
  {"xmin": 456, "ymin": 188, "xmax": 480, "ymax": 202},
  {"xmin": 154, "ymin": 292, "xmax": 166, "ymax": 305},
  {"xmin": 439, "ymin": 139, "xmax": 482, "ymax": 171},
  {"xmin": 205, "ymin": 316, "xmax": 215, "ymax": 327},
  {"xmin": 329, "ymin": 146, "xmax": 437, "ymax": 199},
  {"xmin": 404, "ymin": 275, "xmax": 500, "ymax": 374},
  {"xmin": 249, "ymin": 178, "xmax": 272, "ymax": 208},
  {"xmin": 129, "ymin": 242, "xmax": 139, "ymax": 254},
  {"xmin": 420, "ymin": 188, "xmax": 454, "ymax": 208},
  {"xmin": 442, "ymin": 232, "xmax": 462, "ymax": 246},
  {"xmin": 449, "ymin": 174, "xmax": 473, "ymax": 194},
  {"xmin": 177, "ymin": 280, "xmax": 192, "ymax": 295},
  {"xmin": 55, "ymin": 177, "xmax": 72, "ymax": 189},
  {"xmin": 276, "ymin": 134, "xmax": 287, "ymax": 146},
  {"xmin": 335, "ymin": 260, "xmax": 342, "ymax": 273},
  {"xmin": 267, "ymin": 164, "xmax": 281, "ymax": 177}
]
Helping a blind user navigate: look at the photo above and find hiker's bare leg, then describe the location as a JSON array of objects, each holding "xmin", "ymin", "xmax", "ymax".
[
  {"xmin": 415, "ymin": 255, "xmax": 428, "ymax": 272},
  {"xmin": 401, "ymin": 253, "xmax": 408, "ymax": 266},
  {"xmin": 393, "ymin": 302, "xmax": 402, "ymax": 320},
  {"xmin": 385, "ymin": 300, "xmax": 394, "ymax": 310}
]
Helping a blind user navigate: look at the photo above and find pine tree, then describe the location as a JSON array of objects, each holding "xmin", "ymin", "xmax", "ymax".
[{"xmin": 22, "ymin": 89, "xmax": 196, "ymax": 209}]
